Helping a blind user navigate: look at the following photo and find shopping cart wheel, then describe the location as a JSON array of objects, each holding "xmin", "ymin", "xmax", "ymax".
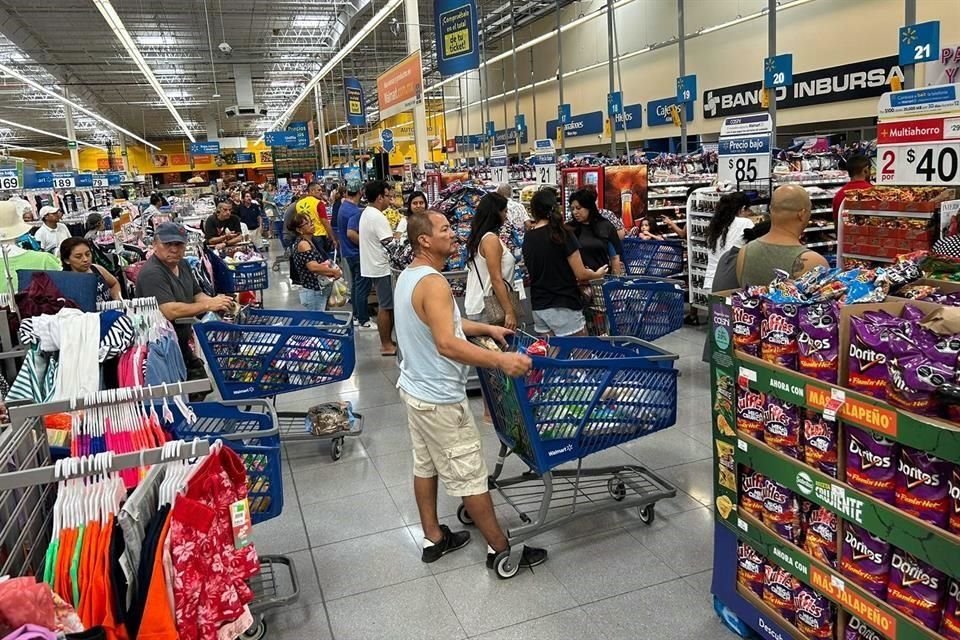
[
  {"xmin": 607, "ymin": 478, "xmax": 627, "ymax": 501},
  {"xmin": 493, "ymin": 550, "xmax": 519, "ymax": 580},
  {"xmin": 330, "ymin": 437, "xmax": 344, "ymax": 461},
  {"xmin": 638, "ymin": 505, "xmax": 656, "ymax": 525},
  {"xmin": 456, "ymin": 504, "xmax": 474, "ymax": 526},
  {"xmin": 242, "ymin": 616, "xmax": 266, "ymax": 640}
]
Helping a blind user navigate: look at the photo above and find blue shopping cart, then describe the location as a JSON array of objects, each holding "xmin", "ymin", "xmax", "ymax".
[
  {"xmin": 622, "ymin": 238, "xmax": 686, "ymax": 277},
  {"xmin": 466, "ymin": 333, "xmax": 680, "ymax": 578},
  {"xmin": 193, "ymin": 308, "xmax": 362, "ymax": 460},
  {"xmin": 584, "ymin": 276, "xmax": 686, "ymax": 341}
]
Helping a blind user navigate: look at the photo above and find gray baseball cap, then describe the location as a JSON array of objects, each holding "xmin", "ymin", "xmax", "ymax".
[{"xmin": 154, "ymin": 221, "xmax": 189, "ymax": 244}]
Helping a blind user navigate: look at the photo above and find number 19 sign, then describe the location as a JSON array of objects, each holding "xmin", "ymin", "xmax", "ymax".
[{"xmin": 877, "ymin": 116, "xmax": 960, "ymax": 185}]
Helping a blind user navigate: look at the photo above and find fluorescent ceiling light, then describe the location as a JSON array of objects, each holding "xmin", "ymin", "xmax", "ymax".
[
  {"xmin": 0, "ymin": 117, "xmax": 108, "ymax": 150},
  {"xmin": 261, "ymin": 0, "xmax": 404, "ymax": 137},
  {"xmin": 0, "ymin": 62, "xmax": 161, "ymax": 150},
  {"xmin": 91, "ymin": 0, "xmax": 196, "ymax": 142},
  {"xmin": 135, "ymin": 35, "xmax": 169, "ymax": 46},
  {"xmin": 0, "ymin": 142, "xmax": 61, "ymax": 156}
]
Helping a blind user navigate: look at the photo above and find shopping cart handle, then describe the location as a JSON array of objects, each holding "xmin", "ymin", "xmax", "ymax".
[{"xmin": 594, "ymin": 335, "xmax": 679, "ymax": 361}]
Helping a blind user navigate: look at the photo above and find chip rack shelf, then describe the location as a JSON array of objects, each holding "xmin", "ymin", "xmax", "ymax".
[{"xmin": 706, "ymin": 293, "xmax": 960, "ymax": 640}]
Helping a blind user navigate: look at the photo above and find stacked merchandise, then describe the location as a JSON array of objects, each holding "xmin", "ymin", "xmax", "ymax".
[
  {"xmin": 709, "ymin": 257, "xmax": 960, "ymax": 640},
  {"xmin": 646, "ymin": 150, "xmax": 718, "ymax": 184},
  {"xmin": 841, "ymin": 186, "xmax": 950, "ymax": 267}
]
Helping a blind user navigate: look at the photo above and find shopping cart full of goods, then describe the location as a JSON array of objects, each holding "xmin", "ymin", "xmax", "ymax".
[
  {"xmin": 168, "ymin": 399, "xmax": 299, "ymax": 639},
  {"xmin": 193, "ymin": 307, "xmax": 363, "ymax": 461},
  {"xmin": 206, "ymin": 246, "xmax": 271, "ymax": 306},
  {"xmin": 467, "ymin": 333, "xmax": 680, "ymax": 579},
  {"xmin": 621, "ymin": 237, "xmax": 686, "ymax": 278},
  {"xmin": 583, "ymin": 275, "xmax": 686, "ymax": 341}
]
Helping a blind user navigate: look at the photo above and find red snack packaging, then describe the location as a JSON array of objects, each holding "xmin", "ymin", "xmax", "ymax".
[
  {"xmin": 941, "ymin": 579, "xmax": 960, "ymax": 640},
  {"xmin": 762, "ymin": 478, "xmax": 801, "ymax": 544},
  {"xmin": 739, "ymin": 468, "xmax": 766, "ymax": 519},
  {"xmin": 763, "ymin": 564, "xmax": 797, "ymax": 624},
  {"xmin": 761, "ymin": 300, "xmax": 800, "ymax": 369},
  {"xmin": 764, "ymin": 397, "xmax": 802, "ymax": 459},
  {"xmin": 803, "ymin": 505, "xmax": 837, "ymax": 568},
  {"xmin": 736, "ymin": 389, "xmax": 766, "ymax": 441},
  {"xmin": 736, "ymin": 542, "xmax": 765, "ymax": 597},
  {"xmin": 950, "ymin": 466, "xmax": 960, "ymax": 535},
  {"xmin": 803, "ymin": 411, "xmax": 838, "ymax": 478}
]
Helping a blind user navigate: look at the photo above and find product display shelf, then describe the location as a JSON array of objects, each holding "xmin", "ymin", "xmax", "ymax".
[
  {"xmin": 839, "ymin": 203, "xmax": 938, "ymax": 268},
  {"xmin": 707, "ymin": 294, "xmax": 960, "ymax": 640},
  {"xmin": 686, "ymin": 188, "xmax": 723, "ymax": 310}
]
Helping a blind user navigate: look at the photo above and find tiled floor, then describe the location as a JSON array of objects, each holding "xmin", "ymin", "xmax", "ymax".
[{"xmin": 251, "ymin": 278, "xmax": 733, "ymax": 639}]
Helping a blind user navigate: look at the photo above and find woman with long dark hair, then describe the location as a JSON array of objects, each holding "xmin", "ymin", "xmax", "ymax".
[
  {"xmin": 704, "ymin": 192, "xmax": 754, "ymax": 291},
  {"xmin": 60, "ymin": 237, "xmax": 122, "ymax": 302},
  {"xmin": 464, "ymin": 192, "xmax": 518, "ymax": 329},
  {"xmin": 568, "ymin": 188, "xmax": 624, "ymax": 274},
  {"xmin": 396, "ymin": 190, "xmax": 427, "ymax": 238},
  {"xmin": 522, "ymin": 190, "xmax": 607, "ymax": 336},
  {"xmin": 286, "ymin": 213, "xmax": 343, "ymax": 311}
]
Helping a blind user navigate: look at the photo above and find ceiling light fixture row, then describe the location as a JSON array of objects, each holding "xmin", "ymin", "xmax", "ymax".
[
  {"xmin": 0, "ymin": 117, "xmax": 108, "ymax": 151},
  {"xmin": 91, "ymin": 0, "xmax": 196, "ymax": 142}
]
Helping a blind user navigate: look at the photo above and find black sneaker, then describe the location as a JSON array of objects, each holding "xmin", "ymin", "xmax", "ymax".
[
  {"xmin": 421, "ymin": 525, "xmax": 471, "ymax": 563},
  {"xmin": 486, "ymin": 545, "xmax": 548, "ymax": 569}
]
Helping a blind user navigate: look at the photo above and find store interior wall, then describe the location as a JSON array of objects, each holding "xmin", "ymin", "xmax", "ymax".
[{"xmin": 446, "ymin": 0, "xmax": 960, "ymax": 149}]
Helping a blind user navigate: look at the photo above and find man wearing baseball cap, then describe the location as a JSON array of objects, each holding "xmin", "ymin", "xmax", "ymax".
[
  {"xmin": 339, "ymin": 178, "xmax": 373, "ymax": 328},
  {"xmin": 35, "ymin": 205, "xmax": 72, "ymax": 253},
  {"xmin": 137, "ymin": 222, "xmax": 233, "ymax": 386}
]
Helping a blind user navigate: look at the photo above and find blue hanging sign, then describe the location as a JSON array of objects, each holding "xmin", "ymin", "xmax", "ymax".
[
  {"xmin": 287, "ymin": 122, "xmax": 310, "ymax": 149},
  {"xmin": 31, "ymin": 171, "xmax": 53, "ymax": 189},
  {"xmin": 515, "ymin": 114, "xmax": 526, "ymax": 133},
  {"xmin": 264, "ymin": 131, "xmax": 300, "ymax": 147},
  {"xmin": 485, "ymin": 121, "xmax": 496, "ymax": 140},
  {"xmin": 607, "ymin": 91, "xmax": 623, "ymax": 116},
  {"xmin": 344, "ymin": 76, "xmax": 366, "ymax": 127},
  {"xmin": 434, "ymin": 0, "xmax": 480, "ymax": 76},
  {"xmin": 107, "ymin": 172, "xmax": 123, "ymax": 186},
  {"xmin": 234, "ymin": 152, "xmax": 255, "ymax": 163},
  {"xmin": 558, "ymin": 103, "xmax": 571, "ymax": 125},
  {"xmin": 545, "ymin": 111, "xmax": 604, "ymax": 139},
  {"xmin": 676, "ymin": 74, "xmax": 697, "ymax": 103},
  {"xmin": 613, "ymin": 103, "xmax": 643, "ymax": 131},
  {"xmin": 75, "ymin": 173, "xmax": 94, "ymax": 188},
  {"xmin": 899, "ymin": 20, "xmax": 940, "ymax": 66},
  {"xmin": 381, "ymin": 128, "xmax": 395, "ymax": 152},
  {"xmin": 763, "ymin": 53, "xmax": 794, "ymax": 88},
  {"xmin": 190, "ymin": 141, "xmax": 220, "ymax": 155},
  {"xmin": 647, "ymin": 97, "xmax": 694, "ymax": 127}
]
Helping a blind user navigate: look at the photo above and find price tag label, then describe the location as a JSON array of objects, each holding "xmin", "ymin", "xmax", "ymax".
[
  {"xmin": 737, "ymin": 366, "xmax": 756, "ymax": 389},
  {"xmin": 0, "ymin": 171, "xmax": 20, "ymax": 191},
  {"xmin": 718, "ymin": 134, "xmax": 771, "ymax": 185},
  {"xmin": 737, "ymin": 439, "xmax": 748, "ymax": 452},
  {"xmin": 535, "ymin": 161, "xmax": 557, "ymax": 186},
  {"xmin": 490, "ymin": 165, "xmax": 507, "ymax": 184},
  {"xmin": 737, "ymin": 517, "xmax": 749, "ymax": 532},
  {"xmin": 823, "ymin": 388, "xmax": 846, "ymax": 422},
  {"xmin": 93, "ymin": 177, "xmax": 109, "ymax": 188},
  {"xmin": 52, "ymin": 173, "xmax": 75, "ymax": 189},
  {"xmin": 878, "ymin": 116, "xmax": 960, "ymax": 185}
]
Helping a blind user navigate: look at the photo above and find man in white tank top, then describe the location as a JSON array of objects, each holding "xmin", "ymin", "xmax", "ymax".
[{"xmin": 394, "ymin": 210, "xmax": 548, "ymax": 570}]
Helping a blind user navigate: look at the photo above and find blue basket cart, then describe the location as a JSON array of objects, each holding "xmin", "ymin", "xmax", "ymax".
[
  {"xmin": 622, "ymin": 238, "xmax": 686, "ymax": 277},
  {"xmin": 584, "ymin": 276, "xmax": 686, "ymax": 341},
  {"xmin": 169, "ymin": 399, "xmax": 301, "ymax": 638},
  {"xmin": 193, "ymin": 308, "xmax": 362, "ymax": 460},
  {"xmin": 467, "ymin": 333, "xmax": 680, "ymax": 579}
]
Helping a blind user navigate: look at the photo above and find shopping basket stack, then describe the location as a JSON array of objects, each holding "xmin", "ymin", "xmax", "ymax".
[
  {"xmin": 193, "ymin": 308, "xmax": 362, "ymax": 460},
  {"xmin": 472, "ymin": 332, "xmax": 680, "ymax": 578},
  {"xmin": 621, "ymin": 238, "xmax": 685, "ymax": 277},
  {"xmin": 584, "ymin": 275, "xmax": 686, "ymax": 341}
]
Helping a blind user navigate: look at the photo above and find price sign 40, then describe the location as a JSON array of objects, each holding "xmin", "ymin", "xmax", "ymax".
[{"xmin": 880, "ymin": 144, "xmax": 960, "ymax": 185}]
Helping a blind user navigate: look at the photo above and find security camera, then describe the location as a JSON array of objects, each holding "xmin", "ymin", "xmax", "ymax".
[{"xmin": 218, "ymin": 41, "xmax": 233, "ymax": 55}]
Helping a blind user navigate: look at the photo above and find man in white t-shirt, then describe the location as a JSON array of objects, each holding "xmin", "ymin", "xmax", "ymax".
[
  {"xmin": 35, "ymin": 205, "xmax": 72, "ymax": 253},
  {"xmin": 358, "ymin": 179, "xmax": 397, "ymax": 356}
]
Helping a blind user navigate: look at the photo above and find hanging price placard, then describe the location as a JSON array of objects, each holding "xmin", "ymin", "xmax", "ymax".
[
  {"xmin": 489, "ymin": 144, "xmax": 508, "ymax": 184},
  {"xmin": 532, "ymin": 139, "xmax": 557, "ymax": 186},
  {"xmin": 52, "ymin": 172, "xmax": 76, "ymax": 189},
  {"xmin": 718, "ymin": 135, "xmax": 771, "ymax": 185},
  {"xmin": 877, "ymin": 116, "xmax": 960, "ymax": 185},
  {"xmin": 93, "ymin": 175, "xmax": 109, "ymax": 188},
  {"xmin": 0, "ymin": 169, "xmax": 20, "ymax": 191}
]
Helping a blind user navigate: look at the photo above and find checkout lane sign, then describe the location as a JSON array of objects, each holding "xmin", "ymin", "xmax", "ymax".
[
  {"xmin": 489, "ymin": 144, "xmax": 508, "ymax": 184},
  {"xmin": 533, "ymin": 139, "xmax": 557, "ymax": 186},
  {"xmin": 718, "ymin": 113, "xmax": 773, "ymax": 185}
]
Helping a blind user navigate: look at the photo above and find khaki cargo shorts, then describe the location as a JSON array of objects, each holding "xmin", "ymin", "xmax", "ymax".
[{"xmin": 399, "ymin": 389, "xmax": 489, "ymax": 497}]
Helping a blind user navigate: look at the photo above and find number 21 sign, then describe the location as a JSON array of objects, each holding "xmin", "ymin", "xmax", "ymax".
[{"xmin": 899, "ymin": 21, "xmax": 939, "ymax": 66}]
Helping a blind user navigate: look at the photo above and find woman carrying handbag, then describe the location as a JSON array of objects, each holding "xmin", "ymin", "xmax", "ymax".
[{"xmin": 464, "ymin": 193, "xmax": 520, "ymax": 330}]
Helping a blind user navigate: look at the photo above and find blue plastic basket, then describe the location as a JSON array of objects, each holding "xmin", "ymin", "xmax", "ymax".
[
  {"xmin": 622, "ymin": 238, "xmax": 685, "ymax": 277},
  {"xmin": 585, "ymin": 276, "xmax": 686, "ymax": 341},
  {"xmin": 169, "ymin": 401, "xmax": 283, "ymax": 524},
  {"xmin": 477, "ymin": 334, "xmax": 679, "ymax": 474},
  {"xmin": 194, "ymin": 308, "xmax": 355, "ymax": 400},
  {"xmin": 218, "ymin": 260, "xmax": 269, "ymax": 293}
]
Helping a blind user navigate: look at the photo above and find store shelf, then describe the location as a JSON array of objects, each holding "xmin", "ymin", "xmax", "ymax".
[
  {"xmin": 840, "ymin": 252, "xmax": 895, "ymax": 263},
  {"xmin": 647, "ymin": 192, "xmax": 689, "ymax": 198},
  {"xmin": 811, "ymin": 207, "xmax": 833, "ymax": 215},
  {"xmin": 776, "ymin": 178, "xmax": 848, "ymax": 185},
  {"xmin": 845, "ymin": 209, "xmax": 936, "ymax": 219},
  {"xmin": 806, "ymin": 240, "xmax": 837, "ymax": 249},
  {"xmin": 689, "ymin": 211, "xmax": 713, "ymax": 218},
  {"xmin": 649, "ymin": 179, "xmax": 713, "ymax": 187},
  {"xmin": 648, "ymin": 205, "xmax": 687, "ymax": 212},
  {"xmin": 803, "ymin": 224, "xmax": 835, "ymax": 233}
]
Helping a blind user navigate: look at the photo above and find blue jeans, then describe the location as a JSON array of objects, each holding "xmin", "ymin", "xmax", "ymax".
[
  {"xmin": 299, "ymin": 285, "xmax": 331, "ymax": 312},
  {"xmin": 347, "ymin": 256, "xmax": 371, "ymax": 324}
]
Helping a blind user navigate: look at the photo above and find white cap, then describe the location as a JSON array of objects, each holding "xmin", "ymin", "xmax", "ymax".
[{"xmin": 39, "ymin": 205, "xmax": 61, "ymax": 218}]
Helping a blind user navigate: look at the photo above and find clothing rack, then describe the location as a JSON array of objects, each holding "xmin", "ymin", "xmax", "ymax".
[
  {"xmin": 0, "ymin": 438, "xmax": 211, "ymax": 491},
  {"xmin": 9, "ymin": 378, "xmax": 211, "ymax": 422}
]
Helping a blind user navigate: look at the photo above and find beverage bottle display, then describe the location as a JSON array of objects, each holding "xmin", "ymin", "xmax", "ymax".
[{"xmin": 620, "ymin": 188, "xmax": 633, "ymax": 229}]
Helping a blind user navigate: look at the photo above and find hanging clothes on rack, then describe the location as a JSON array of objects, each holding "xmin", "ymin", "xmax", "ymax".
[{"xmin": 99, "ymin": 299, "xmax": 185, "ymax": 389}]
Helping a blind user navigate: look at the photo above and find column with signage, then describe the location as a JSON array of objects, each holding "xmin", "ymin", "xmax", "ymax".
[{"xmin": 717, "ymin": 113, "xmax": 773, "ymax": 189}]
